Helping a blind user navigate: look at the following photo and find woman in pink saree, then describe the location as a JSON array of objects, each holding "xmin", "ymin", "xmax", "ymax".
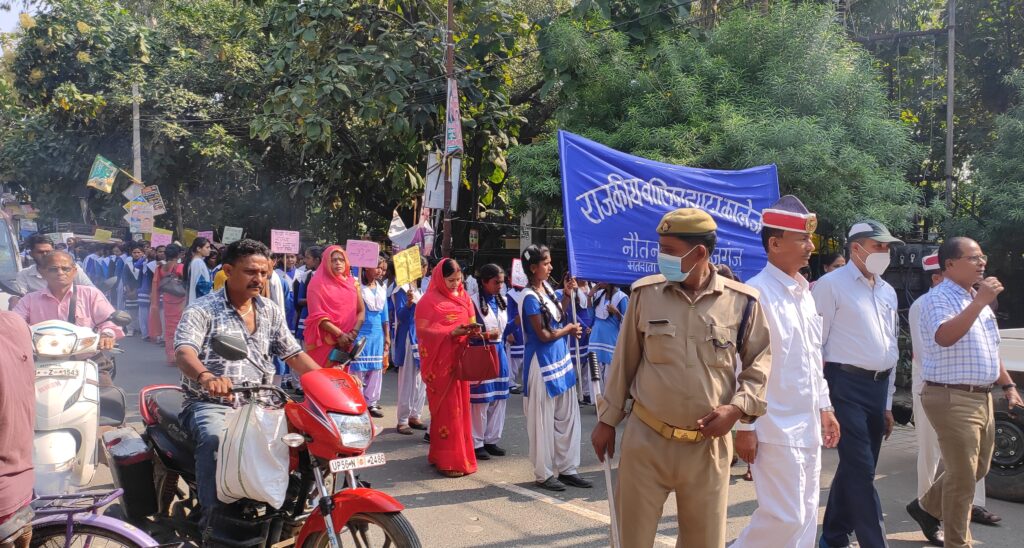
[
  {"xmin": 415, "ymin": 259, "xmax": 482, "ymax": 477},
  {"xmin": 304, "ymin": 245, "xmax": 365, "ymax": 365}
]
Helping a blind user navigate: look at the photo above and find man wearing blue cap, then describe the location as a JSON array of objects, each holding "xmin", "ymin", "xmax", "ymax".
[
  {"xmin": 733, "ymin": 196, "xmax": 840, "ymax": 548},
  {"xmin": 813, "ymin": 220, "xmax": 902, "ymax": 548}
]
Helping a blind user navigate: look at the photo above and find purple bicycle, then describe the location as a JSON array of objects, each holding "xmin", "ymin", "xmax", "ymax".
[{"xmin": 29, "ymin": 489, "xmax": 172, "ymax": 548}]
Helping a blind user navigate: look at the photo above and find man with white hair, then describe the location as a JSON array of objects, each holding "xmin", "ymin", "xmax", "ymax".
[{"xmin": 910, "ymin": 253, "xmax": 999, "ymax": 529}]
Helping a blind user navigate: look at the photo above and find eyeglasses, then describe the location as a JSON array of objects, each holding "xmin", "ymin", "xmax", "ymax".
[
  {"xmin": 958, "ymin": 255, "xmax": 988, "ymax": 264},
  {"xmin": 45, "ymin": 266, "xmax": 74, "ymax": 273}
]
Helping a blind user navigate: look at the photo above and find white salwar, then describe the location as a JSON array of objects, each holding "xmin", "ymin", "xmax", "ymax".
[
  {"xmin": 734, "ymin": 263, "xmax": 831, "ymax": 548},
  {"xmin": 909, "ymin": 296, "xmax": 986, "ymax": 504},
  {"xmin": 523, "ymin": 356, "xmax": 581, "ymax": 482},
  {"xmin": 471, "ymin": 401, "xmax": 506, "ymax": 448},
  {"xmin": 396, "ymin": 331, "xmax": 426, "ymax": 426}
]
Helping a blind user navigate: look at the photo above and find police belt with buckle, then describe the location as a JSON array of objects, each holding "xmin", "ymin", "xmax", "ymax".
[{"xmin": 632, "ymin": 401, "xmax": 704, "ymax": 443}]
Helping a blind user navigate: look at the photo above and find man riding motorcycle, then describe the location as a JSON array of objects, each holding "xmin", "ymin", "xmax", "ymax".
[
  {"xmin": 9, "ymin": 234, "xmax": 93, "ymax": 310},
  {"xmin": 11, "ymin": 251, "xmax": 123, "ymax": 385},
  {"xmin": 172, "ymin": 239, "xmax": 322, "ymax": 543}
]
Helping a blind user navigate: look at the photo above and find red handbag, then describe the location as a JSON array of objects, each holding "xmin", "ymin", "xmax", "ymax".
[{"xmin": 457, "ymin": 343, "xmax": 500, "ymax": 381}]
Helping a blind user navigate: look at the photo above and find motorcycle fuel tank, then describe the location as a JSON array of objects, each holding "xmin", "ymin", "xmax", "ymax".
[{"xmin": 300, "ymin": 368, "xmax": 367, "ymax": 415}]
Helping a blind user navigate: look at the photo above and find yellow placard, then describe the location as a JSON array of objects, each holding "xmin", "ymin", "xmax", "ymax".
[
  {"xmin": 393, "ymin": 246, "xmax": 423, "ymax": 287},
  {"xmin": 94, "ymin": 229, "xmax": 112, "ymax": 242},
  {"xmin": 183, "ymin": 228, "xmax": 198, "ymax": 247}
]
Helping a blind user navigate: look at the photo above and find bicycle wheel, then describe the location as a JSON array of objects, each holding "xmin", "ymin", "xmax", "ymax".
[
  {"xmin": 303, "ymin": 512, "xmax": 421, "ymax": 548},
  {"xmin": 30, "ymin": 523, "xmax": 142, "ymax": 548}
]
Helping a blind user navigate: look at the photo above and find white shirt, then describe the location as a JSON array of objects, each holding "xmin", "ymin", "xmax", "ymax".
[
  {"xmin": 187, "ymin": 257, "xmax": 211, "ymax": 303},
  {"xmin": 909, "ymin": 293, "xmax": 928, "ymax": 396},
  {"xmin": 742, "ymin": 262, "xmax": 831, "ymax": 448},
  {"xmin": 811, "ymin": 261, "xmax": 898, "ymax": 409}
]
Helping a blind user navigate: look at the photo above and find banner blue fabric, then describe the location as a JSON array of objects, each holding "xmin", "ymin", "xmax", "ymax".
[{"xmin": 559, "ymin": 130, "xmax": 780, "ymax": 285}]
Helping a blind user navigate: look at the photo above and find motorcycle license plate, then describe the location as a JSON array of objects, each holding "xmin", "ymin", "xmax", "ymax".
[
  {"xmin": 36, "ymin": 368, "xmax": 78, "ymax": 378},
  {"xmin": 329, "ymin": 453, "xmax": 386, "ymax": 474}
]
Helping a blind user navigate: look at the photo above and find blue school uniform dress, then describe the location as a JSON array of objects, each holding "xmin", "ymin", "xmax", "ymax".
[
  {"xmin": 555, "ymin": 288, "xmax": 591, "ymax": 363},
  {"xmin": 589, "ymin": 288, "xmax": 629, "ymax": 364},
  {"xmin": 469, "ymin": 294, "xmax": 511, "ymax": 404},
  {"xmin": 505, "ymin": 289, "xmax": 525, "ymax": 364},
  {"xmin": 521, "ymin": 286, "xmax": 576, "ymax": 398},
  {"xmin": 392, "ymin": 286, "xmax": 419, "ymax": 368},
  {"xmin": 351, "ymin": 282, "xmax": 389, "ymax": 372},
  {"xmin": 294, "ymin": 270, "xmax": 312, "ymax": 340}
]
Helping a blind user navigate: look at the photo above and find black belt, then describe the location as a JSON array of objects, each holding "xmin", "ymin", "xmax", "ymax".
[
  {"xmin": 826, "ymin": 362, "xmax": 892, "ymax": 382},
  {"xmin": 925, "ymin": 381, "xmax": 994, "ymax": 393}
]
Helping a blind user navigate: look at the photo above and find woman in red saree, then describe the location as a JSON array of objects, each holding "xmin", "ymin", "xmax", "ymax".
[
  {"xmin": 149, "ymin": 244, "xmax": 186, "ymax": 365},
  {"xmin": 304, "ymin": 245, "xmax": 365, "ymax": 365},
  {"xmin": 415, "ymin": 259, "xmax": 481, "ymax": 477}
]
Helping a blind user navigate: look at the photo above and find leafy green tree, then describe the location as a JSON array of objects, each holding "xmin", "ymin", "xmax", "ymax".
[{"xmin": 510, "ymin": 3, "xmax": 926, "ymax": 238}]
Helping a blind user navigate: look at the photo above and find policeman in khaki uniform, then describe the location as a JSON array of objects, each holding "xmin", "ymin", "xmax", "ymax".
[{"xmin": 592, "ymin": 208, "xmax": 772, "ymax": 547}]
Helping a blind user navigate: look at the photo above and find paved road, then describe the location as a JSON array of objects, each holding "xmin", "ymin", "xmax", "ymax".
[{"xmin": 96, "ymin": 335, "xmax": 1022, "ymax": 546}]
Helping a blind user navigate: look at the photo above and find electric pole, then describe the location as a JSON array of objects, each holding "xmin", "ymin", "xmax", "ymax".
[
  {"xmin": 441, "ymin": 0, "xmax": 455, "ymax": 258},
  {"xmin": 132, "ymin": 82, "xmax": 142, "ymax": 183},
  {"xmin": 944, "ymin": 0, "xmax": 955, "ymax": 209}
]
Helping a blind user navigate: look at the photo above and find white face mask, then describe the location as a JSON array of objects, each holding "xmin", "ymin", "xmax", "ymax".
[{"xmin": 855, "ymin": 243, "xmax": 890, "ymax": 276}]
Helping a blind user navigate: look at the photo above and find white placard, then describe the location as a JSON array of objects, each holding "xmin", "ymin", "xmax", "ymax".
[{"xmin": 424, "ymin": 152, "xmax": 460, "ymax": 211}]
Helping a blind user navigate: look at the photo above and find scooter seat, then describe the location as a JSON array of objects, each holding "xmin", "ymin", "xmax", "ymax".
[{"xmin": 98, "ymin": 386, "xmax": 127, "ymax": 428}]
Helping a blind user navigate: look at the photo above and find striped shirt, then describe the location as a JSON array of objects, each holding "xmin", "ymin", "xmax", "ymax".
[{"xmin": 918, "ymin": 279, "xmax": 1001, "ymax": 386}]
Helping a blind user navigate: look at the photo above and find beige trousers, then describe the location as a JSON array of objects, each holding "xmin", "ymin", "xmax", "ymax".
[
  {"xmin": 920, "ymin": 385, "xmax": 994, "ymax": 548},
  {"xmin": 616, "ymin": 413, "xmax": 732, "ymax": 547}
]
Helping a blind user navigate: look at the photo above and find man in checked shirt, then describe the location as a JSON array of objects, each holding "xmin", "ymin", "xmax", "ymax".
[{"xmin": 907, "ymin": 237, "xmax": 1023, "ymax": 548}]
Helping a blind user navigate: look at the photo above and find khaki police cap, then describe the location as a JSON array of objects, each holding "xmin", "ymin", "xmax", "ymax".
[{"xmin": 657, "ymin": 208, "xmax": 717, "ymax": 236}]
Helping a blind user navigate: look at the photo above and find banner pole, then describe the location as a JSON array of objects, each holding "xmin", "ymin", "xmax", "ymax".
[
  {"xmin": 570, "ymin": 287, "xmax": 584, "ymax": 404},
  {"xmin": 588, "ymin": 352, "xmax": 620, "ymax": 548}
]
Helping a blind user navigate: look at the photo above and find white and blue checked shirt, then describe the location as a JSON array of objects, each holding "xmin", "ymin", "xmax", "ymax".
[{"xmin": 918, "ymin": 279, "xmax": 1001, "ymax": 386}]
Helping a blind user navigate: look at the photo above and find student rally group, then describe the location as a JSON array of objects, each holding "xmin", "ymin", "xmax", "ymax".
[{"xmin": 26, "ymin": 191, "xmax": 1018, "ymax": 548}]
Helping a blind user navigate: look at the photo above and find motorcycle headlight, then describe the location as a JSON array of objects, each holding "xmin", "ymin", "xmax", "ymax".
[{"xmin": 329, "ymin": 412, "xmax": 373, "ymax": 450}]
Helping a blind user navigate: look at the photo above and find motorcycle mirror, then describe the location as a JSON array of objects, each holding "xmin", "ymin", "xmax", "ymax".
[
  {"xmin": 350, "ymin": 337, "xmax": 367, "ymax": 361},
  {"xmin": 0, "ymin": 279, "xmax": 24, "ymax": 297},
  {"xmin": 211, "ymin": 333, "xmax": 250, "ymax": 362},
  {"xmin": 107, "ymin": 311, "xmax": 133, "ymax": 327}
]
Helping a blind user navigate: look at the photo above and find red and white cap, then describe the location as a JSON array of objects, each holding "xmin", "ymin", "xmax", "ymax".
[
  {"xmin": 922, "ymin": 252, "xmax": 940, "ymax": 271},
  {"xmin": 762, "ymin": 195, "xmax": 817, "ymax": 233}
]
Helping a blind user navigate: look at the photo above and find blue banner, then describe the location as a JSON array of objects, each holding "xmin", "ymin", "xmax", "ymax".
[{"xmin": 559, "ymin": 130, "xmax": 780, "ymax": 285}]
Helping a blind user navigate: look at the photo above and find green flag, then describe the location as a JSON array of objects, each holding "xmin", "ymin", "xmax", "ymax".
[{"xmin": 86, "ymin": 155, "xmax": 118, "ymax": 193}]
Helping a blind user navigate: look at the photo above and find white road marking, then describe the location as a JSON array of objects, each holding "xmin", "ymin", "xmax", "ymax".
[{"xmin": 496, "ymin": 481, "xmax": 675, "ymax": 546}]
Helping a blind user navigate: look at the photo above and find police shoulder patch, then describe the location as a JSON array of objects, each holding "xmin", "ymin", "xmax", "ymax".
[
  {"xmin": 631, "ymin": 274, "xmax": 667, "ymax": 291},
  {"xmin": 721, "ymin": 277, "xmax": 760, "ymax": 300}
]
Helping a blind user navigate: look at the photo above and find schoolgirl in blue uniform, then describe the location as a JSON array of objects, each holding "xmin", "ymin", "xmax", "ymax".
[
  {"xmin": 520, "ymin": 245, "xmax": 591, "ymax": 492},
  {"xmin": 351, "ymin": 259, "xmax": 391, "ymax": 418},
  {"xmin": 556, "ymin": 274, "xmax": 593, "ymax": 402},
  {"xmin": 392, "ymin": 261, "xmax": 429, "ymax": 435},
  {"xmin": 469, "ymin": 264, "xmax": 511, "ymax": 460},
  {"xmin": 588, "ymin": 282, "xmax": 629, "ymax": 393},
  {"xmin": 504, "ymin": 286, "xmax": 526, "ymax": 393}
]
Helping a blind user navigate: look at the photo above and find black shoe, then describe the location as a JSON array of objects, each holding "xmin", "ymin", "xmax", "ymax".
[
  {"xmin": 971, "ymin": 505, "xmax": 1002, "ymax": 525},
  {"xmin": 509, "ymin": 385, "xmax": 522, "ymax": 395},
  {"xmin": 483, "ymin": 443, "xmax": 506, "ymax": 456},
  {"xmin": 535, "ymin": 476, "xmax": 566, "ymax": 492},
  {"xmin": 906, "ymin": 499, "xmax": 944, "ymax": 546},
  {"xmin": 474, "ymin": 447, "xmax": 491, "ymax": 460},
  {"xmin": 423, "ymin": 433, "xmax": 430, "ymax": 443},
  {"xmin": 580, "ymin": 396, "xmax": 593, "ymax": 406},
  {"xmin": 558, "ymin": 473, "xmax": 593, "ymax": 488},
  {"xmin": 369, "ymin": 406, "xmax": 384, "ymax": 418}
]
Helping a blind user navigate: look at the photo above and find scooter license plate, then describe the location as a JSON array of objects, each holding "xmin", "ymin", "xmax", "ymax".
[
  {"xmin": 329, "ymin": 453, "xmax": 386, "ymax": 474},
  {"xmin": 36, "ymin": 368, "xmax": 78, "ymax": 378}
]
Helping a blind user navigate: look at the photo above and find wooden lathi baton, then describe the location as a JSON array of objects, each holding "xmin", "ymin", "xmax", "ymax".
[
  {"xmin": 589, "ymin": 351, "xmax": 621, "ymax": 548},
  {"xmin": 569, "ymin": 287, "xmax": 585, "ymax": 403}
]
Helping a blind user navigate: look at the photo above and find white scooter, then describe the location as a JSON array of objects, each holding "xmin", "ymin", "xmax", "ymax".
[{"xmin": 29, "ymin": 313, "xmax": 131, "ymax": 495}]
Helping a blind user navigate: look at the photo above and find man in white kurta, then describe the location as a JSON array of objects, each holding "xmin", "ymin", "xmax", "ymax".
[
  {"xmin": 909, "ymin": 253, "xmax": 998, "ymax": 524},
  {"xmin": 733, "ymin": 196, "xmax": 841, "ymax": 548}
]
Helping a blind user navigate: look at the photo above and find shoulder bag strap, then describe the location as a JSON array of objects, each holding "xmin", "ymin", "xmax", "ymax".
[
  {"xmin": 67, "ymin": 283, "xmax": 78, "ymax": 324},
  {"xmin": 736, "ymin": 295, "xmax": 754, "ymax": 355}
]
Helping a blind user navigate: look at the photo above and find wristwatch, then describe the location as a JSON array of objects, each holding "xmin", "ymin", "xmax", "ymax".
[{"xmin": 820, "ymin": 406, "xmax": 835, "ymax": 413}]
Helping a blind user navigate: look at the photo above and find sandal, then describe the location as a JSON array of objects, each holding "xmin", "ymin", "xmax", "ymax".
[
  {"xmin": 439, "ymin": 469, "xmax": 465, "ymax": 478},
  {"xmin": 396, "ymin": 424, "xmax": 413, "ymax": 435}
]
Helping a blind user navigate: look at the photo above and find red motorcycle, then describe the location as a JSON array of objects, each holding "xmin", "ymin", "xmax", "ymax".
[{"xmin": 102, "ymin": 334, "xmax": 420, "ymax": 547}]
